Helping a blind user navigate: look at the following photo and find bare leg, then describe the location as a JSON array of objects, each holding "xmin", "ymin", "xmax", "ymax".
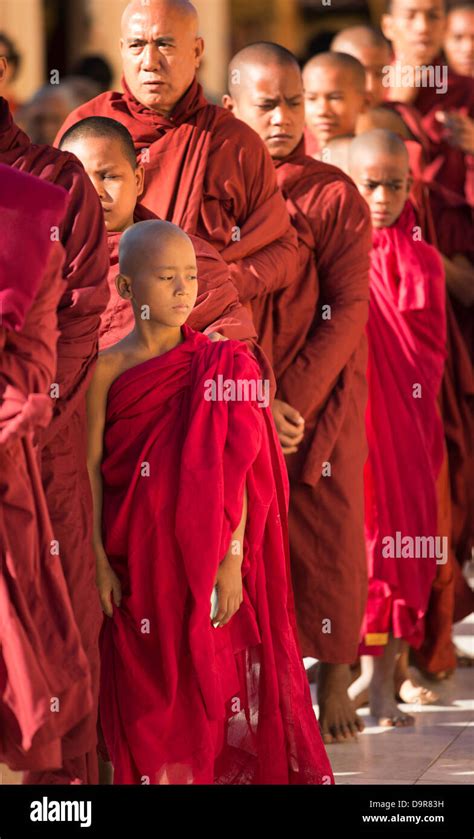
[
  {"xmin": 317, "ymin": 662, "xmax": 365, "ymax": 744},
  {"xmin": 98, "ymin": 756, "xmax": 113, "ymax": 785},
  {"xmin": 365, "ymin": 636, "xmax": 414, "ymax": 727},
  {"xmin": 394, "ymin": 641, "xmax": 439, "ymax": 704}
]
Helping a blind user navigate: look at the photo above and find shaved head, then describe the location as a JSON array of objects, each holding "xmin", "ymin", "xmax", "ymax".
[
  {"xmin": 120, "ymin": 0, "xmax": 203, "ymax": 115},
  {"xmin": 331, "ymin": 26, "xmax": 390, "ymax": 53},
  {"xmin": 322, "ymin": 136, "xmax": 352, "ymax": 173},
  {"xmin": 349, "ymin": 129, "xmax": 410, "ymax": 227},
  {"xmin": 349, "ymin": 128, "xmax": 409, "ymax": 170},
  {"xmin": 303, "ymin": 52, "xmax": 366, "ymax": 93},
  {"xmin": 119, "ymin": 219, "xmax": 193, "ymax": 277},
  {"xmin": 59, "ymin": 116, "xmax": 138, "ymax": 169},
  {"xmin": 228, "ymin": 41, "xmax": 300, "ymax": 99},
  {"xmin": 121, "ymin": 0, "xmax": 198, "ymax": 34},
  {"xmin": 224, "ymin": 42, "xmax": 304, "ymax": 159}
]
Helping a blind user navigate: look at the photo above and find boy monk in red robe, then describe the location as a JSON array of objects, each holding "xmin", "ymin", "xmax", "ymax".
[
  {"xmin": 302, "ymin": 52, "xmax": 369, "ymax": 158},
  {"xmin": 0, "ymin": 165, "xmax": 92, "ymax": 774},
  {"xmin": 347, "ymin": 130, "xmax": 447, "ymax": 725},
  {"xmin": 55, "ymin": 0, "xmax": 298, "ymax": 327},
  {"xmin": 58, "ymin": 116, "xmax": 258, "ymax": 352},
  {"xmin": 444, "ymin": 4, "xmax": 474, "ymax": 78},
  {"xmin": 223, "ymin": 42, "xmax": 371, "ymax": 744},
  {"xmin": 0, "ymin": 57, "xmax": 109, "ymax": 784},
  {"xmin": 86, "ymin": 219, "xmax": 334, "ymax": 785}
]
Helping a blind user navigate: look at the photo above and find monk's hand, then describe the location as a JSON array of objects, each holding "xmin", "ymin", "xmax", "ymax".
[
  {"xmin": 271, "ymin": 398, "xmax": 305, "ymax": 454},
  {"xmin": 207, "ymin": 331, "xmax": 229, "ymax": 342},
  {"xmin": 95, "ymin": 547, "xmax": 122, "ymax": 617},
  {"xmin": 435, "ymin": 111, "xmax": 474, "ymax": 155},
  {"xmin": 213, "ymin": 557, "xmax": 243, "ymax": 628}
]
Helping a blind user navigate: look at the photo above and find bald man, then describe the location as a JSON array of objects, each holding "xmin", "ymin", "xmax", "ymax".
[
  {"xmin": 0, "ymin": 57, "xmax": 109, "ymax": 785},
  {"xmin": 55, "ymin": 0, "xmax": 298, "ymax": 327},
  {"xmin": 224, "ymin": 42, "xmax": 371, "ymax": 744},
  {"xmin": 302, "ymin": 51, "xmax": 369, "ymax": 157},
  {"xmin": 444, "ymin": 4, "xmax": 474, "ymax": 77},
  {"xmin": 18, "ymin": 79, "xmax": 100, "ymax": 146}
]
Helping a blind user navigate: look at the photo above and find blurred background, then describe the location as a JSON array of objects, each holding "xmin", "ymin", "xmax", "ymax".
[{"xmin": 0, "ymin": 0, "xmax": 386, "ymax": 109}]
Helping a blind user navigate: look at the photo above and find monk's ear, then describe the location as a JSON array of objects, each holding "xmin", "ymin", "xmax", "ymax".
[
  {"xmin": 194, "ymin": 36, "xmax": 205, "ymax": 70},
  {"xmin": 360, "ymin": 91, "xmax": 372, "ymax": 115},
  {"xmin": 380, "ymin": 14, "xmax": 394, "ymax": 44},
  {"xmin": 222, "ymin": 94, "xmax": 235, "ymax": 112},
  {"xmin": 135, "ymin": 165, "xmax": 145, "ymax": 198},
  {"xmin": 406, "ymin": 173, "xmax": 413, "ymax": 195},
  {"xmin": 116, "ymin": 273, "xmax": 133, "ymax": 299},
  {"xmin": 0, "ymin": 57, "xmax": 7, "ymax": 83}
]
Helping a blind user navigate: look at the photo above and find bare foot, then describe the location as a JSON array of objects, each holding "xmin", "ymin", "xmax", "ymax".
[
  {"xmin": 394, "ymin": 642, "xmax": 439, "ymax": 704},
  {"xmin": 370, "ymin": 637, "xmax": 415, "ymax": 726},
  {"xmin": 317, "ymin": 662, "xmax": 365, "ymax": 744}
]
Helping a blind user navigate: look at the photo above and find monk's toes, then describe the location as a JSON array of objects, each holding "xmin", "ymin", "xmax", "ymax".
[{"xmin": 379, "ymin": 713, "xmax": 415, "ymax": 727}]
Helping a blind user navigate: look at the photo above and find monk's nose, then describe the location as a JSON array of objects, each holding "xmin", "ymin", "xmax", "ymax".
[
  {"xmin": 141, "ymin": 43, "xmax": 161, "ymax": 70},
  {"xmin": 413, "ymin": 12, "xmax": 430, "ymax": 33}
]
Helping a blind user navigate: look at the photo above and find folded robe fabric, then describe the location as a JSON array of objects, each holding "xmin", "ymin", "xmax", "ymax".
[
  {"xmin": 361, "ymin": 202, "xmax": 447, "ymax": 652},
  {"xmin": 99, "ymin": 325, "xmax": 333, "ymax": 785},
  {"xmin": 0, "ymin": 167, "xmax": 92, "ymax": 771}
]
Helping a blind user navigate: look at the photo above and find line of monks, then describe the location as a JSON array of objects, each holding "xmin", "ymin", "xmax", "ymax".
[{"xmin": 0, "ymin": 0, "xmax": 472, "ymax": 785}]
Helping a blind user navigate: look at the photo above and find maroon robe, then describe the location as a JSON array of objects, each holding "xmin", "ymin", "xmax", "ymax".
[
  {"xmin": 0, "ymin": 165, "xmax": 93, "ymax": 772},
  {"xmin": 264, "ymin": 139, "xmax": 371, "ymax": 663},
  {"xmin": 0, "ymin": 97, "xmax": 110, "ymax": 784}
]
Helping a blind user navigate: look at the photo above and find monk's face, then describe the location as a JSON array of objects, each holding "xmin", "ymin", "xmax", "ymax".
[
  {"xmin": 120, "ymin": 234, "xmax": 198, "ymax": 327},
  {"xmin": 120, "ymin": 3, "xmax": 204, "ymax": 115},
  {"xmin": 61, "ymin": 136, "xmax": 144, "ymax": 233},
  {"xmin": 350, "ymin": 150, "xmax": 410, "ymax": 228},
  {"xmin": 382, "ymin": 0, "xmax": 446, "ymax": 65},
  {"xmin": 225, "ymin": 63, "xmax": 305, "ymax": 159},
  {"xmin": 335, "ymin": 44, "xmax": 391, "ymax": 106},
  {"xmin": 303, "ymin": 65, "xmax": 367, "ymax": 146},
  {"xmin": 444, "ymin": 9, "xmax": 474, "ymax": 77},
  {"xmin": 22, "ymin": 92, "xmax": 73, "ymax": 146}
]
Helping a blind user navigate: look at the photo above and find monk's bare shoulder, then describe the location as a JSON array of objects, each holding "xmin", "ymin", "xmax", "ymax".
[{"xmin": 93, "ymin": 343, "xmax": 133, "ymax": 394}]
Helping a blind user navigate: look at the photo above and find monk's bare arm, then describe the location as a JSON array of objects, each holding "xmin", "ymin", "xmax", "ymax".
[
  {"xmin": 87, "ymin": 353, "xmax": 125, "ymax": 553},
  {"xmin": 442, "ymin": 254, "xmax": 474, "ymax": 307},
  {"xmin": 214, "ymin": 485, "xmax": 248, "ymax": 627},
  {"xmin": 86, "ymin": 353, "xmax": 123, "ymax": 616}
]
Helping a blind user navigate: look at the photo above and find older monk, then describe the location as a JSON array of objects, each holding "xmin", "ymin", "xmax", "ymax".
[{"xmin": 56, "ymin": 0, "xmax": 298, "ymax": 327}]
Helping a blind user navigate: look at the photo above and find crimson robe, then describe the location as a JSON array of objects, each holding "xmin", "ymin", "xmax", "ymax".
[
  {"xmin": 101, "ymin": 204, "xmax": 257, "ymax": 350},
  {"xmin": 262, "ymin": 140, "xmax": 371, "ymax": 663},
  {"xmin": 99, "ymin": 325, "xmax": 333, "ymax": 785},
  {"xmin": 360, "ymin": 202, "xmax": 447, "ymax": 653},
  {"xmin": 0, "ymin": 97, "xmax": 110, "ymax": 784},
  {"xmin": 0, "ymin": 165, "xmax": 92, "ymax": 771},
  {"xmin": 55, "ymin": 78, "xmax": 298, "ymax": 325}
]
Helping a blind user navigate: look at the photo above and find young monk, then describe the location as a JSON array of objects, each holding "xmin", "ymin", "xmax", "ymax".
[
  {"xmin": 347, "ymin": 130, "xmax": 447, "ymax": 725},
  {"xmin": 331, "ymin": 25, "xmax": 392, "ymax": 107},
  {"xmin": 58, "ymin": 116, "xmax": 259, "ymax": 352},
  {"xmin": 444, "ymin": 4, "xmax": 474, "ymax": 78},
  {"xmin": 223, "ymin": 42, "xmax": 371, "ymax": 744},
  {"xmin": 86, "ymin": 218, "xmax": 334, "ymax": 785},
  {"xmin": 302, "ymin": 51, "xmax": 369, "ymax": 157}
]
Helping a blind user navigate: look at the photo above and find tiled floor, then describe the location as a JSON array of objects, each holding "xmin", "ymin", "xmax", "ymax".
[
  {"xmin": 317, "ymin": 615, "xmax": 474, "ymax": 785},
  {"xmin": 2, "ymin": 618, "xmax": 472, "ymax": 786}
]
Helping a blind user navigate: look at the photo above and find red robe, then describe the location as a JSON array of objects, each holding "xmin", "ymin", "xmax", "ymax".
[
  {"xmin": 0, "ymin": 165, "xmax": 92, "ymax": 771},
  {"xmin": 99, "ymin": 325, "xmax": 333, "ymax": 785},
  {"xmin": 0, "ymin": 97, "xmax": 110, "ymax": 783},
  {"xmin": 361, "ymin": 202, "xmax": 447, "ymax": 653},
  {"xmin": 101, "ymin": 204, "xmax": 257, "ymax": 350},
  {"xmin": 55, "ymin": 78, "xmax": 298, "ymax": 322},
  {"xmin": 264, "ymin": 140, "xmax": 371, "ymax": 663}
]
